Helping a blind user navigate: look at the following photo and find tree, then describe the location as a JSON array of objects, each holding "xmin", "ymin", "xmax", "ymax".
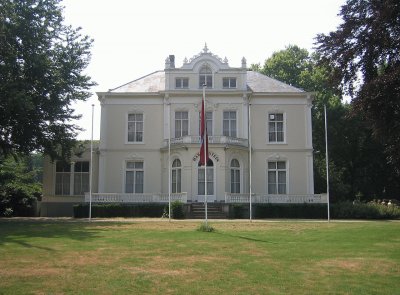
[
  {"xmin": 315, "ymin": 0, "xmax": 400, "ymax": 174},
  {"xmin": 0, "ymin": 0, "xmax": 95, "ymax": 161}
]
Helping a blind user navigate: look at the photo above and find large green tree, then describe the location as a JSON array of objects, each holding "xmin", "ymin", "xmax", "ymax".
[
  {"xmin": 0, "ymin": 0, "xmax": 95, "ymax": 161},
  {"xmin": 315, "ymin": 0, "xmax": 400, "ymax": 174}
]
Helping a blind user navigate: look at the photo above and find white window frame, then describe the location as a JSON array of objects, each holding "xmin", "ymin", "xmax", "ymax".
[
  {"xmin": 126, "ymin": 113, "xmax": 144, "ymax": 144},
  {"xmin": 199, "ymin": 65, "xmax": 213, "ymax": 88},
  {"xmin": 267, "ymin": 112, "xmax": 286, "ymax": 144},
  {"xmin": 171, "ymin": 158, "xmax": 182, "ymax": 193},
  {"xmin": 223, "ymin": 110, "xmax": 237, "ymax": 138},
  {"xmin": 267, "ymin": 160, "xmax": 288, "ymax": 195},
  {"xmin": 175, "ymin": 77, "xmax": 189, "ymax": 89},
  {"xmin": 54, "ymin": 161, "xmax": 90, "ymax": 196},
  {"xmin": 223, "ymin": 77, "xmax": 237, "ymax": 89},
  {"xmin": 230, "ymin": 159, "xmax": 241, "ymax": 193},
  {"xmin": 175, "ymin": 111, "xmax": 189, "ymax": 138},
  {"xmin": 197, "ymin": 160, "xmax": 214, "ymax": 196},
  {"xmin": 125, "ymin": 161, "xmax": 144, "ymax": 193}
]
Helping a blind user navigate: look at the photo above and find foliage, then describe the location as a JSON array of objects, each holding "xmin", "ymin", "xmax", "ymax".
[
  {"xmin": 0, "ymin": 155, "xmax": 41, "ymax": 216},
  {"xmin": 254, "ymin": 204, "xmax": 327, "ymax": 219},
  {"xmin": 197, "ymin": 222, "xmax": 215, "ymax": 232},
  {"xmin": 332, "ymin": 201, "xmax": 400, "ymax": 220},
  {"xmin": 0, "ymin": 0, "xmax": 95, "ymax": 161},
  {"xmin": 171, "ymin": 200, "xmax": 185, "ymax": 219},
  {"xmin": 73, "ymin": 204, "xmax": 165, "ymax": 218},
  {"xmin": 315, "ymin": 0, "xmax": 400, "ymax": 174}
]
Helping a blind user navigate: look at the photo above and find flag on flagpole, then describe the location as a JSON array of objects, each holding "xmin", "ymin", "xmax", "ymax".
[{"xmin": 199, "ymin": 98, "xmax": 209, "ymax": 166}]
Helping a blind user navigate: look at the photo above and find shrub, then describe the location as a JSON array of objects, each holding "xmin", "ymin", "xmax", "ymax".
[
  {"xmin": 171, "ymin": 200, "xmax": 185, "ymax": 219},
  {"xmin": 331, "ymin": 201, "xmax": 400, "ymax": 219},
  {"xmin": 254, "ymin": 204, "xmax": 327, "ymax": 219},
  {"xmin": 73, "ymin": 204, "xmax": 165, "ymax": 218},
  {"xmin": 197, "ymin": 222, "xmax": 215, "ymax": 232}
]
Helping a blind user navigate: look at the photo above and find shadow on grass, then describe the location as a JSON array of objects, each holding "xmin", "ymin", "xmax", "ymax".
[
  {"xmin": 0, "ymin": 219, "xmax": 129, "ymax": 250},
  {"xmin": 214, "ymin": 231, "xmax": 279, "ymax": 244}
]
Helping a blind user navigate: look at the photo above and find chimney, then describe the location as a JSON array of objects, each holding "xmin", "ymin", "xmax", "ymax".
[{"xmin": 169, "ymin": 55, "xmax": 175, "ymax": 68}]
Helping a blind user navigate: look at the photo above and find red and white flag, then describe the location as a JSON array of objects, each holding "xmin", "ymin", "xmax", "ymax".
[{"xmin": 199, "ymin": 98, "xmax": 209, "ymax": 166}]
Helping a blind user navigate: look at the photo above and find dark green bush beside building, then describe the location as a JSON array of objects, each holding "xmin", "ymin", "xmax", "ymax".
[{"xmin": 73, "ymin": 204, "xmax": 165, "ymax": 218}]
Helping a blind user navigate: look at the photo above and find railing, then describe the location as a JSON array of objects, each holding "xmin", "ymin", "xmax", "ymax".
[
  {"xmin": 84, "ymin": 192, "xmax": 188, "ymax": 203},
  {"xmin": 42, "ymin": 195, "xmax": 85, "ymax": 202},
  {"xmin": 167, "ymin": 136, "xmax": 248, "ymax": 147},
  {"xmin": 225, "ymin": 193, "xmax": 327, "ymax": 204}
]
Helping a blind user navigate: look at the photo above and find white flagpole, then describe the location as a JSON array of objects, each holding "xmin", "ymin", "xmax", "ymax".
[
  {"xmin": 248, "ymin": 98, "xmax": 252, "ymax": 222},
  {"xmin": 168, "ymin": 100, "xmax": 171, "ymax": 222},
  {"xmin": 324, "ymin": 105, "xmax": 330, "ymax": 222},
  {"xmin": 203, "ymin": 84, "xmax": 208, "ymax": 226},
  {"xmin": 89, "ymin": 104, "xmax": 94, "ymax": 222}
]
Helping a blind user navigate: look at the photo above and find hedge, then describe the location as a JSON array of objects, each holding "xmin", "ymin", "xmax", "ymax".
[{"xmin": 73, "ymin": 203, "xmax": 165, "ymax": 218}]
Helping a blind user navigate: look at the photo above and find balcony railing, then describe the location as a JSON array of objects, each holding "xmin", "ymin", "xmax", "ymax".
[
  {"xmin": 84, "ymin": 192, "xmax": 188, "ymax": 203},
  {"xmin": 165, "ymin": 136, "xmax": 248, "ymax": 147},
  {"xmin": 225, "ymin": 193, "xmax": 327, "ymax": 204}
]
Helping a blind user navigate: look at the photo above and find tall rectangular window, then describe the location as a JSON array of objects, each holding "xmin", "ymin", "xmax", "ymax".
[
  {"xmin": 223, "ymin": 77, "xmax": 237, "ymax": 88},
  {"xmin": 55, "ymin": 162, "xmax": 71, "ymax": 195},
  {"xmin": 73, "ymin": 162, "xmax": 90, "ymax": 195},
  {"xmin": 198, "ymin": 166, "xmax": 214, "ymax": 195},
  {"xmin": 128, "ymin": 113, "xmax": 144, "ymax": 142},
  {"xmin": 55, "ymin": 161, "xmax": 89, "ymax": 196},
  {"xmin": 268, "ymin": 113, "xmax": 284, "ymax": 142},
  {"xmin": 268, "ymin": 161, "xmax": 286, "ymax": 194},
  {"xmin": 125, "ymin": 161, "xmax": 144, "ymax": 193},
  {"xmin": 199, "ymin": 111, "xmax": 213, "ymax": 136},
  {"xmin": 223, "ymin": 111, "xmax": 237, "ymax": 137},
  {"xmin": 175, "ymin": 78, "xmax": 189, "ymax": 89},
  {"xmin": 175, "ymin": 111, "xmax": 189, "ymax": 138}
]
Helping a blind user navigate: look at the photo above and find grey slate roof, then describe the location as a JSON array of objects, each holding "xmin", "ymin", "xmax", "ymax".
[{"xmin": 109, "ymin": 70, "xmax": 303, "ymax": 93}]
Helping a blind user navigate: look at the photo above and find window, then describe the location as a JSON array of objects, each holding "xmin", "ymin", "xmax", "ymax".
[
  {"xmin": 199, "ymin": 65, "xmax": 213, "ymax": 88},
  {"xmin": 55, "ymin": 162, "xmax": 71, "ymax": 195},
  {"xmin": 268, "ymin": 113, "xmax": 284, "ymax": 143},
  {"xmin": 223, "ymin": 111, "xmax": 237, "ymax": 137},
  {"xmin": 230, "ymin": 159, "xmax": 240, "ymax": 193},
  {"xmin": 172, "ymin": 159, "xmax": 181, "ymax": 193},
  {"xmin": 125, "ymin": 161, "xmax": 144, "ymax": 193},
  {"xmin": 199, "ymin": 111, "xmax": 213, "ymax": 136},
  {"xmin": 73, "ymin": 162, "xmax": 90, "ymax": 195},
  {"xmin": 128, "ymin": 113, "xmax": 143, "ymax": 142},
  {"xmin": 175, "ymin": 111, "xmax": 189, "ymax": 138},
  {"xmin": 267, "ymin": 161, "xmax": 286, "ymax": 194},
  {"xmin": 175, "ymin": 78, "xmax": 189, "ymax": 89},
  {"xmin": 198, "ymin": 160, "xmax": 214, "ymax": 195},
  {"xmin": 55, "ymin": 161, "xmax": 90, "ymax": 196},
  {"xmin": 223, "ymin": 77, "xmax": 237, "ymax": 88}
]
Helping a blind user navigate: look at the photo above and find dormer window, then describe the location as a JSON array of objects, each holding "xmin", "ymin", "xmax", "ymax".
[
  {"xmin": 223, "ymin": 77, "xmax": 236, "ymax": 88},
  {"xmin": 175, "ymin": 78, "xmax": 188, "ymax": 89},
  {"xmin": 199, "ymin": 65, "xmax": 213, "ymax": 88}
]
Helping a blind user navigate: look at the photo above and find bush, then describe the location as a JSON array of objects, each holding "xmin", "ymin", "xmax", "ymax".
[
  {"xmin": 254, "ymin": 204, "xmax": 327, "ymax": 219},
  {"xmin": 197, "ymin": 222, "xmax": 215, "ymax": 232},
  {"xmin": 171, "ymin": 200, "xmax": 185, "ymax": 219},
  {"xmin": 230, "ymin": 204, "xmax": 248, "ymax": 218},
  {"xmin": 331, "ymin": 201, "xmax": 400, "ymax": 219},
  {"xmin": 73, "ymin": 204, "xmax": 165, "ymax": 218}
]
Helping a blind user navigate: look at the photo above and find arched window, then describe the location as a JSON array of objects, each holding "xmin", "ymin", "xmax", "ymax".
[
  {"xmin": 230, "ymin": 159, "xmax": 240, "ymax": 193},
  {"xmin": 172, "ymin": 159, "xmax": 181, "ymax": 193},
  {"xmin": 199, "ymin": 65, "xmax": 213, "ymax": 88},
  {"xmin": 198, "ymin": 159, "xmax": 214, "ymax": 195}
]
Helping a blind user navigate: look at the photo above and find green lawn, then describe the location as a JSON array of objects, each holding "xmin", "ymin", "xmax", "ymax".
[{"xmin": 0, "ymin": 219, "xmax": 399, "ymax": 295}]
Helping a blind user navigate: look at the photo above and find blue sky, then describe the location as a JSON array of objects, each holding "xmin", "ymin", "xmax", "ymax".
[{"xmin": 62, "ymin": 0, "xmax": 346, "ymax": 140}]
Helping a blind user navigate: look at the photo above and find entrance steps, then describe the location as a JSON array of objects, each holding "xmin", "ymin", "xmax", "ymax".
[{"xmin": 189, "ymin": 202, "xmax": 228, "ymax": 219}]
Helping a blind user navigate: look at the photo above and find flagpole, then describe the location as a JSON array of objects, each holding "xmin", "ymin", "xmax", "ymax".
[
  {"xmin": 324, "ymin": 105, "xmax": 330, "ymax": 222},
  {"xmin": 89, "ymin": 104, "xmax": 94, "ymax": 222},
  {"xmin": 203, "ymin": 84, "xmax": 208, "ymax": 226},
  {"xmin": 248, "ymin": 98, "xmax": 252, "ymax": 222},
  {"xmin": 168, "ymin": 99, "xmax": 171, "ymax": 222}
]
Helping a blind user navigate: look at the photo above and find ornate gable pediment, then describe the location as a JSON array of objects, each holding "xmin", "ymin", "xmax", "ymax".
[{"xmin": 181, "ymin": 43, "xmax": 231, "ymax": 71}]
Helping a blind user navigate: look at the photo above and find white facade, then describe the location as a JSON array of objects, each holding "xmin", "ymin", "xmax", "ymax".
[{"xmin": 96, "ymin": 46, "xmax": 315, "ymax": 202}]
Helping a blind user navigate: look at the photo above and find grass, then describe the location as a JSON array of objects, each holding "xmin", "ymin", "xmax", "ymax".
[{"xmin": 0, "ymin": 219, "xmax": 399, "ymax": 295}]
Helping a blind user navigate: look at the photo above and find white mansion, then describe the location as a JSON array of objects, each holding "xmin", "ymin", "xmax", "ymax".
[{"xmin": 41, "ymin": 46, "xmax": 324, "ymax": 217}]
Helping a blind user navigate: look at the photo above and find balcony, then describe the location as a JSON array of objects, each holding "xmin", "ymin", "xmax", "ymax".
[{"xmin": 165, "ymin": 136, "xmax": 248, "ymax": 147}]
